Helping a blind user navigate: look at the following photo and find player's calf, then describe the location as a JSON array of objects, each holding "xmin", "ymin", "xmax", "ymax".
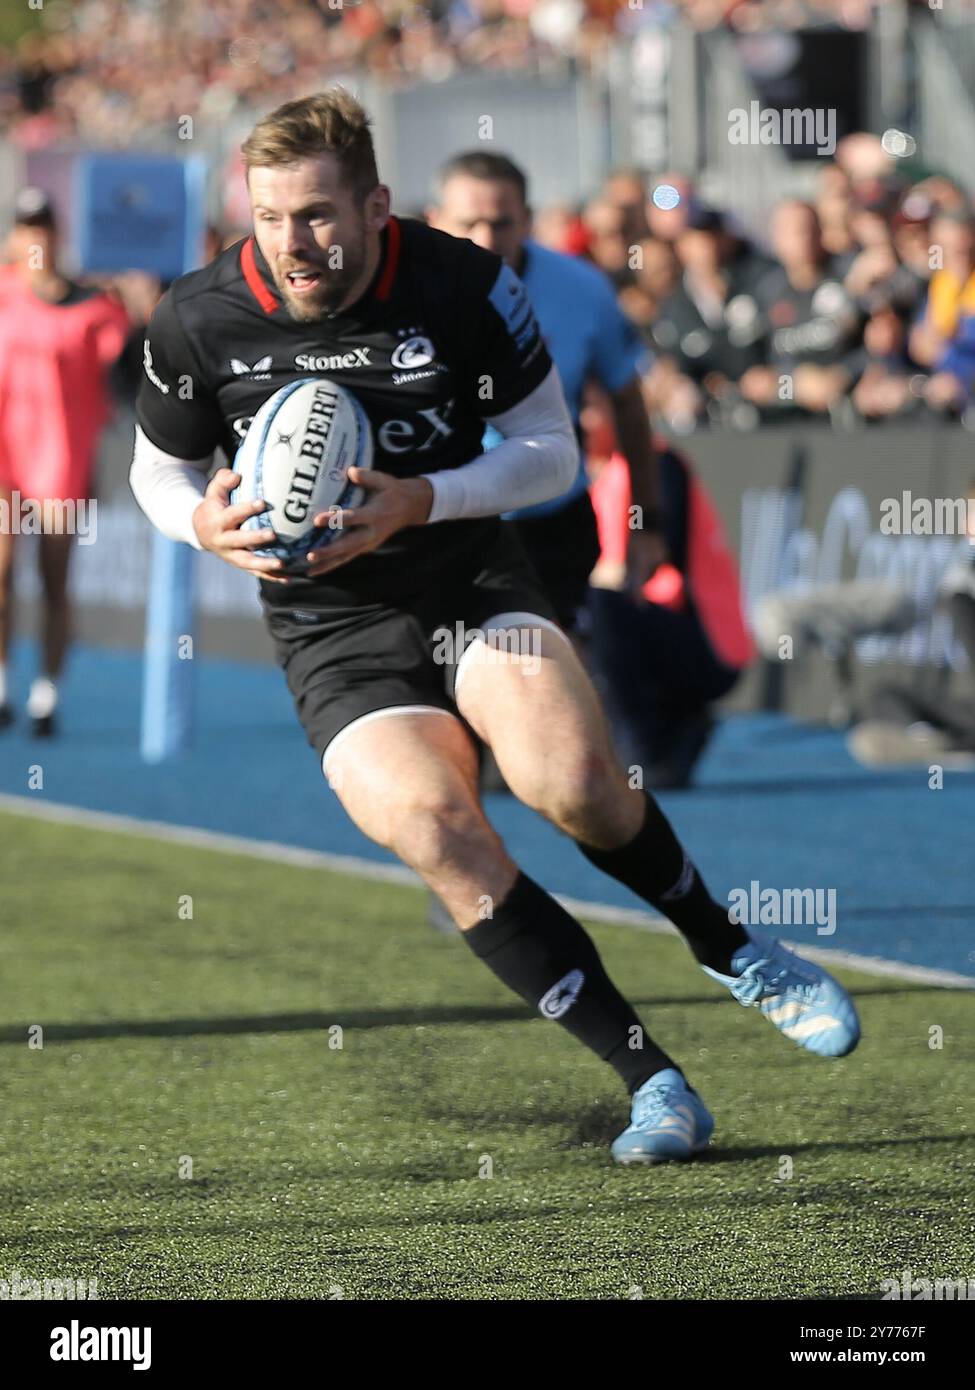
[
  {"xmin": 503, "ymin": 742, "xmax": 639, "ymax": 848},
  {"xmin": 386, "ymin": 793, "xmax": 516, "ymax": 927}
]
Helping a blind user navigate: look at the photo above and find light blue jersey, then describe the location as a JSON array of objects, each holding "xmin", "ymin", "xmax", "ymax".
[{"xmin": 489, "ymin": 239, "xmax": 648, "ymax": 520}]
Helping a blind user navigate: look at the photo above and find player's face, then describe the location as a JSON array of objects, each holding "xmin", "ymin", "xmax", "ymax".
[
  {"xmin": 249, "ymin": 155, "xmax": 387, "ymax": 321},
  {"xmin": 430, "ymin": 175, "xmax": 531, "ymax": 267}
]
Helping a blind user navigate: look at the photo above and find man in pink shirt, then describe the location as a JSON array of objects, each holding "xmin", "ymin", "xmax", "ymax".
[{"xmin": 0, "ymin": 188, "xmax": 129, "ymax": 735}]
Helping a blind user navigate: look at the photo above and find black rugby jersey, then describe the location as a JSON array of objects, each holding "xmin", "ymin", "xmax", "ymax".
[{"xmin": 136, "ymin": 216, "xmax": 552, "ymax": 599}]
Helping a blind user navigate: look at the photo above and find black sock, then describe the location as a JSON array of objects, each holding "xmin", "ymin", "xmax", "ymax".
[
  {"xmin": 463, "ymin": 871, "xmax": 677, "ymax": 1095},
  {"xmin": 576, "ymin": 793, "xmax": 747, "ymax": 974}
]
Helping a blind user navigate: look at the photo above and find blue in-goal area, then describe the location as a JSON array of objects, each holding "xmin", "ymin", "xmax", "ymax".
[{"xmin": 2, "ymin": 640, "xmax": 973, "ymax": 980}]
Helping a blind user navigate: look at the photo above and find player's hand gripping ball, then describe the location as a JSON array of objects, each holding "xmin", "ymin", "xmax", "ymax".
[{"xmin": 231, "ymin": 377, "xmax": 372, "ymax": 573}]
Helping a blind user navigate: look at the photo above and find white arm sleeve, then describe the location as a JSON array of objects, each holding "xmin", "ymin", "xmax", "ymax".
[
  {"xmin": 421, "ymin": 364, "xmax": 577, "ymax": 524},
  {"xmin": 129, "ymin": 424, "xmax": 212, "ymax": 550}
]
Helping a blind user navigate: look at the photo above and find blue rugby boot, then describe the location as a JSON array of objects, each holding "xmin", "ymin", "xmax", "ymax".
[
  {"xmin": 612, "ymin": 1068, "xmax": 715, "ymax": 1165},
  {"xmin": 702, "ymin": 929, "xmax": 860, "ymax": 1057}
]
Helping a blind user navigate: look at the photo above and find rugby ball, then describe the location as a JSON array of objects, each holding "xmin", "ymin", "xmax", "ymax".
[{"xmin": 231, "ymin": 377, "xmax": 371, "ymax": 572}]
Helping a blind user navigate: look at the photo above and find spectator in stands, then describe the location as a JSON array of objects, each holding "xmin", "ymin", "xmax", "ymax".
[
  {"xmin": 601, "ymin": 167, "xmax": 651, "ymax": 246},
  {"xmin": 532, "ymin": 202, "xmax": 585, "ymax": 254},
  {"xmin": 0, "ymin": 188, "xmax": 129, "ymax": 735},
  {"xmin": 740, "ymin": 199, "xmax": 862, "ymax": 417},
  {"xmin": 892, "ymin": 189, "xmax": 936, "ymax": 300},
  {"xmin": 910, "ymin": 209, "xmax": 975, "ymax": 414},
  {"xmin": 814, "ymin": 163, "xmax": 856, "ymax": 260},
  {"xmin": 1, "ymin": 0, "xmax": 628, "ymax": 147},
  {"xmin": 840, "ymin": 190, "xmax": 908, "ymax": 313},
  {"xmin": 617, "ymin": 235, "xmax": 680, "ymax": 337},
  {"xmin": 847, "ymin": 182, "xmax": 902, "ymax": 257},
  {"xmin": 850, "ymin": 300, "xmax": 918, "ymax": 421},
  {"xmin": 846, "ymin": 188, "xmax": 932, "ymax": 327},
  {"xmin": 649, "ymin": 204, "xmax": 768, "ymax": 429},
  {"xmin": 581, "ymin": 196, "xmax": 634, "ymax": 289},
  {"xmin": 840, "ymin": 189, "xmax": 936, "ymax": 425},
  {"xmin": 834, "ymin": 132, "xmax": 896, "ymax": 198}
]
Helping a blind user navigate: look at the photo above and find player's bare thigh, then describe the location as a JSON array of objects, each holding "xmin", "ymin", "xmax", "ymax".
[
  {"xmin": 322, "ymin": 706, "xmax": 517, "ymax": 925},
  {"xmin": 454, "ymin": 615, "xmax": 643, "ymax": 849}
]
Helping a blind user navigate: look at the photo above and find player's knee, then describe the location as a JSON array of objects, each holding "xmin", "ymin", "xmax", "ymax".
[{"xmin": 388, "ymin": 794, "xmax": 495, "ymax": 876}]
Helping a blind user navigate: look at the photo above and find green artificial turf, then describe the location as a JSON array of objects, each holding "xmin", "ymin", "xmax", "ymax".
[{"xmin": 2, "ymin": 810, "xmax": 973, "ymax": 1300}]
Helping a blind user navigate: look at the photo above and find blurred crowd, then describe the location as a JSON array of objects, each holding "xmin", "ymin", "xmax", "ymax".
[
  {"xmin": 2, "ymin": 0, "xmax": 673, "ymax": 148},
  {"xmin": 3, "ymin": 0, "xmax": 959, "ymax": 151},
  {"xmin": 535, "ymin": 133, "xmax": 975, "ymax": 431}
]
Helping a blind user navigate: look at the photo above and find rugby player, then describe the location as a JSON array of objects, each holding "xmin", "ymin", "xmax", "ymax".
[{"xmin": 130, "ymin": 90, "xmax": 860, "ymax": 1164}]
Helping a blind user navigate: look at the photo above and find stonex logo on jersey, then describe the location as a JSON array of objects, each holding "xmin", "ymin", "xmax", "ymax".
[
  {"xmin": 228, "ymin": 328, "xmax": 456, "ymax": 458},
  {"xmin": 294, "ymin": 348, "xmax": 371, "ymax": 371}
]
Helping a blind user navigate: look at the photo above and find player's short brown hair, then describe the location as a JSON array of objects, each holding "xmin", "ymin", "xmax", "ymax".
[{"xmin": 241, "ymin": 89, "xmax": 380, "ymax": 203}]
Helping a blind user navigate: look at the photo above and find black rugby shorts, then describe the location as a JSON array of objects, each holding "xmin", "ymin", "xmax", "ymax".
[{"xmin": 262, "ymin": 518, "xmax": 561, "ymax": 764}]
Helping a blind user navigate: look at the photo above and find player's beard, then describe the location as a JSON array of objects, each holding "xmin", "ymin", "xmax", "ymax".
[{"xmin": 274, "ymin": 235, "xmax": 368, "ymax": 323}]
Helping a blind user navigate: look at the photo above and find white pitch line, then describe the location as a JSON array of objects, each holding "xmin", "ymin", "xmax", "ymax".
[
  {"xmin": 2, "ymin": 792, "xmax": 973, "ymax": 991},
  {"xmin": 0, "ymin": 791, "xmax": 417, "ymax": 887}
]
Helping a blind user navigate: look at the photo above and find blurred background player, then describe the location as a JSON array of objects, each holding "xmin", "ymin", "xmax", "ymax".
[
  {"xmin": 586, "ymin": 405, "xmax": 754, "ymax": 788},
  {"xmin": 428, "ymin": 151, "xmax": 666, "ymax": 634},
  {"xmin": 0, "ymin": 188, "xmax": 128, "ymax": 734}
]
